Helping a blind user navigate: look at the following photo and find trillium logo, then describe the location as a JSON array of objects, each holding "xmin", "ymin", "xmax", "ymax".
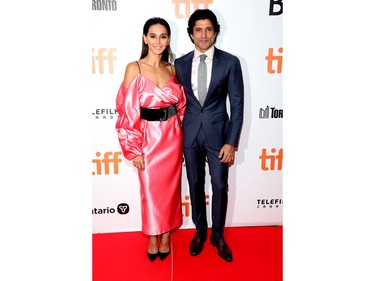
[
  {"xmin": 92, "ymin": 203, "xmax": 130, "ymax": 215},
  {"xmin": 117, "ymin": 203, "xmax": 130, "ymax": 215}
]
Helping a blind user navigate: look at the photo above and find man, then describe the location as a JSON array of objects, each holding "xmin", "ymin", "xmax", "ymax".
[{"xmin": 175, "ymin": 9, "xmax": 244, "ymax": 262}]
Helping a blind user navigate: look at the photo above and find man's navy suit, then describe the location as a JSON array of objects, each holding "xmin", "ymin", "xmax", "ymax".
[{"xmin": 175, "ymin": 47, "xmax": 244, "ymax": 238}]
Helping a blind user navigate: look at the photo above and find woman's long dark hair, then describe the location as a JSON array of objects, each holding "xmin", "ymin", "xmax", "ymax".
[{"xmin": 140, "ymin": 17, "xmax": 173, "ymax": 63}]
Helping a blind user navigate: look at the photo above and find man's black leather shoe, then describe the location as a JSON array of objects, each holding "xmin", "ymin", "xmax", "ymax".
[
  {"xmin": 190, "ymin": 231, "xmax": 207, "ymax": 256},
  {"xmin": 210, "ymin": 236, "xmax": 233, "ymax": 262}
]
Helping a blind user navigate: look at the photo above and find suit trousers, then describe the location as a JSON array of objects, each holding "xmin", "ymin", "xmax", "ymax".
[{"xmin": 184, "ymin": 125, "xmax": 229, "ymax": 238}]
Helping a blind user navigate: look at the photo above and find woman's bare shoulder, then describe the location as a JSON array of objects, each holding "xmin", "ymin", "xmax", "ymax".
[{"xmin": 123, "ymin": 61, "xmax": 141, "ymax": 86}]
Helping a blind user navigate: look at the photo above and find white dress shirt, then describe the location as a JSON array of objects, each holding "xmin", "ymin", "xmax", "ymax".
[{"xmin": 191, "ymin": 46, "xmax": 214, "ymax": 101}]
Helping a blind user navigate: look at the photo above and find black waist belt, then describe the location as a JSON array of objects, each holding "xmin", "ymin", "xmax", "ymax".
[{"xmin": 140, "ymin": 104, "xmax": 177, "ymax": 121}]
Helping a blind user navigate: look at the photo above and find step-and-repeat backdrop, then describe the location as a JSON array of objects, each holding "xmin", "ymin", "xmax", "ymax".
[{"xmin": 92, "ymin": 0, "xmax": 283, "ymax": 233}]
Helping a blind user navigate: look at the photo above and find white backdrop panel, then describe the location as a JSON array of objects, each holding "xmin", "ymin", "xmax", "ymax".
[{"xmin": 92, "ymin": 0, "xmax": 283, "ymax": 234}]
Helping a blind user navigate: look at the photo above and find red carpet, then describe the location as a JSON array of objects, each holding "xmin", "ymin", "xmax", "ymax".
[{"xmin": 93, "ymin": 226, "xmax": 282, "ymax": 281}]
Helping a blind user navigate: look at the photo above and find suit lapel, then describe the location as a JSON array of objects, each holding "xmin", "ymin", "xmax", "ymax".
[
  {"xmin": 181, "ymin": 52, "xmax": 194, "ymax": 92},
  {"xmin": 206, "ymin": 48, "xmax": 225, "ymax": 101}
]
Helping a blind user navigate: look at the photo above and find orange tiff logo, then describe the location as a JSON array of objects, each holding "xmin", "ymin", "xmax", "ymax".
[
  {"xmin": 92, "ymin": 48, "xmax": 117, "ymax": 74},
  {"xmin": 182, "ymin": 194, "xmax": 209, "ymax": 217},
  {"xmin": 172, "ymin": 0, "xmax": 213, "ymax": 18},
  {"xmin": 265, "ymin": 47, "xmax": 283, "ymax": 74},
  {"xmin": 259, "ymin": 148, "xmax": 283, "ymax": 171},
  {"xmin": 92, "ymin": 151, "xmax": 123, "ymax": 175}
]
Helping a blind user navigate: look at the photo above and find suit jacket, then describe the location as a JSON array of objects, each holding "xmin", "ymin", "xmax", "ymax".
[{"xmin": 175, "ymin": 47, "xmax": 244, "ymax": 150}]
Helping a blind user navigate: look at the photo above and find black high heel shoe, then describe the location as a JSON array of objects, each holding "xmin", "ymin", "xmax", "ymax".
[
  {"xmin": 147, "ymin": 235, "xmax": 159, "ymax": 262},
  {"xmin": 147, "ymin": 251, "xmax": 159, "ymax": 262},
  {"xmin": 158, "ymin": 250, "xmax": 170, "ymax": 261},
  {"xmin": 159, "ymin": 232, "xmax": 171, "ymax": 261}
]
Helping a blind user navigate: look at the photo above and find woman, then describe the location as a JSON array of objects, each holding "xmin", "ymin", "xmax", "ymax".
[{"xmin": 115, "ymin": 17, "xmax": 186, "ymax": 262}]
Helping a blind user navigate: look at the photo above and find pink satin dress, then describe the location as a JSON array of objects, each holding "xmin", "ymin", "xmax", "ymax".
[{"xmin": 116, "ymin": 73, "xmax": 186, "ymax": 235}]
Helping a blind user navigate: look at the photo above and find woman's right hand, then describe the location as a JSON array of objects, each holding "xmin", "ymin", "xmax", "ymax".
[{"xmin": 132, "ymin": 155, "xmax": 145, "ymax": 170}]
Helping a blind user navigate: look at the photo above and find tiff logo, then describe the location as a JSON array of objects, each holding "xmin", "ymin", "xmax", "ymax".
[
  {"xmin": 269, "ymin": 0, "xmax": 283, "ymax": 15},
  {"xmin": 259, "ymin": 148, "xmax": 283, "ymax": 171},
  {"xmin": 92, "ymin": 151, "xmax": 122, "ymax": 175},
  {"xmin": 265, "ymin": 47, "xmax": 283, "ymax": 74},
  {"xmin": 259, "ymin": 106, "xmax": 283, "ymax": 119},
  {"xmin": 182, "ymin": 194, "xmax": 209, "ymax": 217},
  {"xmin": 172, "ymin": 0, "xmax": 212, "ymax": 19},
  {"xmin": 92, "ymin": 48, "xmax": 117, "ymax": 74}
]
